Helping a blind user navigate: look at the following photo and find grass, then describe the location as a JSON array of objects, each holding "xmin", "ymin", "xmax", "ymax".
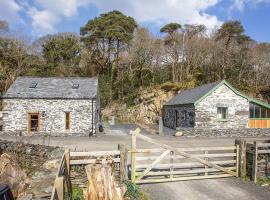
[
  {"xmin": 257, "ymin": 177, "xmax": 270, "ymax": 186},
  {"xmin": 124, "ymin": 181, "xmax": 149, "ymax": 200},
  {"xmin": 72, "ymin": 186, "xmax": 84, "ymax": 200}
]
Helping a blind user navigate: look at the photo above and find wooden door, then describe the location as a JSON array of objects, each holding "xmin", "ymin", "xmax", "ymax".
[{"xmin": 28, "ymin": 113, "xmax": 40, "ymax": 133}]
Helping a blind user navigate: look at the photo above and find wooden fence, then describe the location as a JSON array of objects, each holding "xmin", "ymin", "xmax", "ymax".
[
  {"xmin": 246, "ymin": 141, "xmax": 270, "ymax": 183},
  {"xmin": 50, "ymin": 150, "xmax": 72, "ymax": 200},
  {"xmin": 130, "ymin": 129, "xmax": 239, "ymax": 184}
]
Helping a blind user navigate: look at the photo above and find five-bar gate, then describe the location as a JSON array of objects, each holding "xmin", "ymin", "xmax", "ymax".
[{"xmin": 130, "ymin": 129, "xmax": 239, "ymax": 184}]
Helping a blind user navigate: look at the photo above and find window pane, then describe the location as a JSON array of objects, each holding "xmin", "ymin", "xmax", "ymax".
[
  {"xmin": 267, "ymin": 109, "xmax": 270, "ymax": 118},
  {"xmin": 249, "ymin": 104, "xmax": 254, "ymax": 118},
  {"xmin": 261, "ymin": 108, "xmax": 267, "ymax": 118},
  {"xmin": 65, "ymin": 112, "xmax": 70, "ymax": 130},
  {"xmin": 254, "ymin": 106, "xmax": 260, "ymax": 118},
  {"xmin": 217, "ymin": 107, "xmax": 227, "ymax": 119}
]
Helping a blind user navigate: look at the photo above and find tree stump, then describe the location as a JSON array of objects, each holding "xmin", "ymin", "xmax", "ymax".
[{"xmin": 84, "ymin": 157, "xmax": 124, "ymax": 200}]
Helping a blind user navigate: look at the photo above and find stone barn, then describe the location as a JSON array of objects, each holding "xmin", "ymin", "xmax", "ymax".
[
  {"xmin": 163, "ymin": 80, "xmax": 270, "ymax": 129},
  {"xmin": 2, "ymin": 77, "xmax": 100, "ymax": 136}
]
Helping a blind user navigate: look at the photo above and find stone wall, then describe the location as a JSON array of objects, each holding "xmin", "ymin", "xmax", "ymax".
[
  {"xmin": 177, "ymin": 128, "xmax": 270, "ymax": 137},
  {"xmin": 195, "ymin": 84, "xmax": 249, "ymax": 129},
  {"xmin": 0, "ymin": 139, "xmax": 63, "ymax": 198},
  {"xmin": 163, "ymin": 105, "xmax": 195, "ymax": 129},
  {"xmin": 2, "ymin": 98, "xmax": 97, "ymax": 136}
]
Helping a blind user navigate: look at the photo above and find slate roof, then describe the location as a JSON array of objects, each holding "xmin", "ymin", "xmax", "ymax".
[
  {"xmin": 165, "ymin": 80, "xmax": 223, "ymax": 106},
  {"xmin": 3, "ymin": 77, "xmax": 98, "ymax": 99}
]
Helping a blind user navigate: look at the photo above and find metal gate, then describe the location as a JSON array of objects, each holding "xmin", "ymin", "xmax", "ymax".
[{"xmin": 130, "ymin": 129, "xmax": 239, "ymax": 184}]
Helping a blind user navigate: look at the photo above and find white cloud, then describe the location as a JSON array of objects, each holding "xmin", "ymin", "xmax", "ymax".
[
  {"xmin": 230, "ymin": 0, "xmax": 270, "ymax": 12},
  {"xmin": 90, "ymin": 0, "xmax": 222, "ymax": 30},
  {"xmin": 27, "ymin": 8, "xmax": 59, "ymax": 36},
  {"xmin": 0, "ymin": 0, "xmax": 22, "ymax": 23}
]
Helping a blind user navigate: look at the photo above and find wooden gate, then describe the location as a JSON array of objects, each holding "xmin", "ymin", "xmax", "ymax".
[{"xmin": 130, "ymin": 129, "xmax": 239, "ymax": 184}]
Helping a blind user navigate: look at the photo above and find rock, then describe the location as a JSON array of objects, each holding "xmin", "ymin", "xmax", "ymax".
[
  {"xmin": 174, "ymin": 131, "xmax": 183, "ymax": 137},
  {"xmin": 0, "ymin": 153, "xmax": 30, "ymax": 197}
]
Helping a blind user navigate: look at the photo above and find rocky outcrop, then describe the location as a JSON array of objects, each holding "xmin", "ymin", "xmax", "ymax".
[
  {"xmin": 0, "ymin": 153, "xmax": 30, "ymax": 197},
  {"xmin": 0, "ymin": 139, "xmax": 63, "ymax": 198},
  {"xmin": 103, "ymin": 87, "xmax": 174, "ymax": 125}
]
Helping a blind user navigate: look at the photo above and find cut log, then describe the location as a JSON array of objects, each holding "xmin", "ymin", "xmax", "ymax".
[{"xmin": 84, "ymin": 157, "xmax": 125, "ymax": 200}]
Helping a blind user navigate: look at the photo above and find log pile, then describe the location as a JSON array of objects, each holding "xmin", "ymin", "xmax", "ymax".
[{"xmin": 84, "ymin": 156, "xmax": 125, "ymax": 200}]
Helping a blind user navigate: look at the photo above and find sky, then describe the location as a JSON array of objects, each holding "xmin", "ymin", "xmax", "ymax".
[{"xmin": 0, "ymin": 0, "xmax": 270, "ymax": 42}]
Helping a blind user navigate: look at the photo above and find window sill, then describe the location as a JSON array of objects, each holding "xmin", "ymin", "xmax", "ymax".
[{"xmin": 217, "ymin": 119, "xmax": 228, "ymax": 122}]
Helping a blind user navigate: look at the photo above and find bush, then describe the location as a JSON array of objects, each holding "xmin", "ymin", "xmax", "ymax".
[
  {"xmin": 124, "ymin": 181, "xmax": 148, "ymax": 200},
  {"xmin": 160, "ymin": 82, "xmax": 181, "ymax": 92},
  {"xmin": 72, "ymin": 186, "xmax": 84, "ymax": 200}
]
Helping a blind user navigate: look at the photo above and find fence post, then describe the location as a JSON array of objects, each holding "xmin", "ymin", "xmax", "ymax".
[
  {"xmin": 119, "ymin": 144, "xmax": 127, "ymax": 184},
  {"xmin": 65, "ymin": 149, "xmax": 70, "ymax": 175},
  {"xmin": 235, "ymin": 139, "xmax": 247, "ymax": 178},
  {"xmin": 131, "ymin": 130, "xmax": 137, "ymax": 183},
  {"xmin": 252, "ymin": 141, "xmax": 258, "ymax": 183},
  {"xmin": 55, "ymin": 176, "xmax": 64, "ymax": 200},
  {"xmin": 205, "ymin": 150, "xmax": 208, "ymax": 176},
  {"xmin": 236, "ymin": 144, "xmax": 240, "ymax": 177}
]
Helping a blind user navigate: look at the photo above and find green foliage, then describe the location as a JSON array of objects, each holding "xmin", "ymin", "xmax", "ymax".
[
  {"xmin": 125, "ymin": 91, "xmax": 138, "ymax": 107},
  {"xmin": 160, "ymin": 23, "xmax": 181, "ymax": 34},
  {"xmin": 72, "ymin": 186, "xmax": 84, "ymax": 200},
  {"xmin": 161, "ymin": 82, "xmax": 181, "ymax": 92},
  {"xmin": 41, "ymin": 33, "xmax": 81, "ymax": 76},
  {"xmin": 216, "ymin": 20, "xmax": 252, "ymax": 46},
  {"xmin": 257, "ymin": 177, "xmax": 270, "ymax": 186},
  {"xmin": 124, "ymin": 181, "xmax": 149, "ymax": 200}
]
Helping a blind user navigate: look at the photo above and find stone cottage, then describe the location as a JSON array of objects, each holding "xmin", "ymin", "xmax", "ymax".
[
  {"xmin": 163, "ymin": 80, "xmax": 270, "ymax": 129},
  {"xmin": 2, "ymin": 77, "xmax": 100, "ymax": 136}
]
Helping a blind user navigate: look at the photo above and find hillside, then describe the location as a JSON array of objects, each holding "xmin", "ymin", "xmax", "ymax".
[{"xmin": 102, "ymin": 86, "xmax": 175, "ymax": 125}]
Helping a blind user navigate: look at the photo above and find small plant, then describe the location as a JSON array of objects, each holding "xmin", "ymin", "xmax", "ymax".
[
  {"xmin": 124, "ymin": 181, "xmax": 148, "ymax": 200},
  {"xmin": 257, "ymin": 177, "xmax": 270, "ymax": 186},
  {"xmin": 72, "ymin": 186, "xmax": 84, "ymax": 200}
]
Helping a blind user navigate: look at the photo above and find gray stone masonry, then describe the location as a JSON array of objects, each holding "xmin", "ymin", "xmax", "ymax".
[
  {"xmin": 163, "ymin": 105, "xmax": 195, "ymax": 129},
  {"xmin": 2, "ymin": 99, "xmax": 96, "ymax": 136},
  {"xmin": 196, "ymin": 84, "xmax": 249, "ymax": 129}
]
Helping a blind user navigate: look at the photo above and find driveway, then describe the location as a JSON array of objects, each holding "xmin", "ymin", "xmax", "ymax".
[
  {"xmin": 141, "ymin": 178, "xmax": 270, "ymax": 200},
  {"xmin": 1, "ymin": 124, "xmax": 270, "ymax": 200}
]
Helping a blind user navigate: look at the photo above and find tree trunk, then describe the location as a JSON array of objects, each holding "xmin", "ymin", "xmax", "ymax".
[{"xmin": 85, "ymin": 159, "xmax": 125, "ymax": 200}]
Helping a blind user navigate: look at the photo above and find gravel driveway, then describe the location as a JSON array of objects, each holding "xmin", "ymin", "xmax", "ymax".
[
  {"xmin": 141, "ymin": 178, "xmax": 270, "ymax": 200},
  {"xmin": 1, "ymin": 124, "xmax": 270, "ymax": 200}
]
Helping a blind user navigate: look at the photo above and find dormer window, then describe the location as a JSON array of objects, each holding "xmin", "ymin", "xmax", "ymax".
[
  {"xmin": 29, "ymin": 81, "xmax": 37, "ymax": 88},
  {"xmin": 72, "ymin": 83, "xmax": 79, "ymax": 89}
]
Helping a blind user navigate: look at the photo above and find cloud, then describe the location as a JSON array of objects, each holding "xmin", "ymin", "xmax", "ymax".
[
  {"xmin": 0, "ymin": 0, "xmax": 22, "ymax": 23},
  {"xmin": 90, "ymin": 0, "xmax": 222, "ymax": 30},
  {"xmin": 230, "ymin": 0, "xmax": 270, "ymax": 12},
  {"xmin": 27, "ymin": 0, "xmax": 92, "ymax": 36}
]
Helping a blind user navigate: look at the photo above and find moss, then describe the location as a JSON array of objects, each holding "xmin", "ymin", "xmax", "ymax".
[
  {"xmin": 124, "ymin": 181, "xmax": 149, "ymax": 200},
  {"xmin": 72, "ymin": 186, "xmax": 84, "ymax": 200}
]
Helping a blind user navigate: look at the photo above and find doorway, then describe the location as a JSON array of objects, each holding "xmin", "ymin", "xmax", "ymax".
[{"xmin": 28, "ymin": 113, "xmax": 40, "ymax": 133}]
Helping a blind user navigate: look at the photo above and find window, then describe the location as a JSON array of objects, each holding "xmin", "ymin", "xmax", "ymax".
[
  {"xmin": 65, "ymin": 112, "xmax": 70, "ymax": 130},
  {"xmin": 217, "ymin": 107, "xmax": 228, "ymax": 120},
  {"xmin": 28, "ymin": 113, "xmax": 40, "ymax": 132}
]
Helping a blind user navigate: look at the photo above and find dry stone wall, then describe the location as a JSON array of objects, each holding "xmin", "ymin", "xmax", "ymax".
[
  {"xmin": 195, "ymin": 84, "xmax": 249, "ymax": 129},
  {"xmin": 2, "ymin": 98, "xmax": 96, "ymax": 136}
]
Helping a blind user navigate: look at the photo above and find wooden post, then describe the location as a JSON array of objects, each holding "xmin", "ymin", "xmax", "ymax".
[
  {"xmin": 242, "ymin": 140, "xmax": 247, "ymax": 178},
  {"xmin": 55, "ymin": 176, "xmax": 64, "ymax": 200},
  {"xmin": 236, "ymin": 144, "xmax": 240, "ymax": 177},
  {"xmin": 65, "ymin": 149, "xmax": 70, "ymax": 175},
  {"xmin": 205, "ymin": 150, "xmax": 208, "ymax": 176},
  {"xmin": 119, "ymin": 144, "xmax": 127, "ymax": 184},
  {"xmin": 131, "ymin": 130, "xmax": 138, "ymax": 183},
  {"xmin": 252, "ymin": 141, "xmax": 258, "ymax": 183},
  {"xmin": 170, "ymin": 151, "xmax": 174, "ymax": 180}
]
